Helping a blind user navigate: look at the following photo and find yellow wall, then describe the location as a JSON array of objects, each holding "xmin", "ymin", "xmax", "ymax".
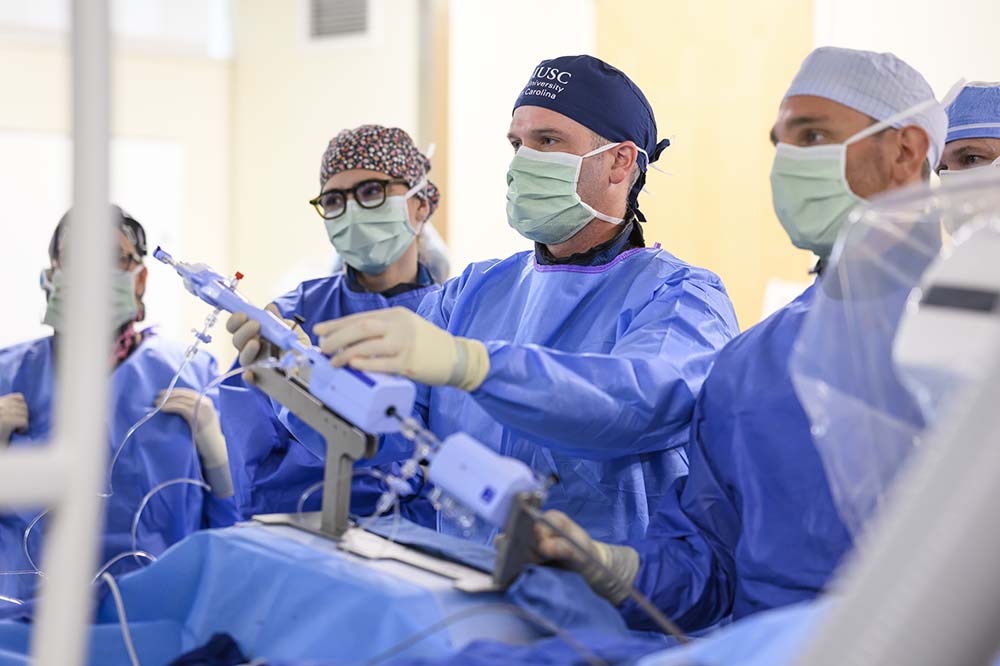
[{"xmin": 595, "ymin": 0, "xmax": 815, "ymax": 328}]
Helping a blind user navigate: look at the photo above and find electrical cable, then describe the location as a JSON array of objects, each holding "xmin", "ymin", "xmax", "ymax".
[
  {"xmin": 104, "ymin": 303, "xmax": 225, "ymax": 499},
  {"xmin": 103, "ymin": 349, "xmax": 195, "ymax": 498},
  {"xmin": 295, "ymin": 468, "xmax": 404, "ymax": 557},
  {"xmin": 99, "ymin": 572, "xmax": 141, "ymax": 666},
  {"xmin": 131, "ymin": 478, "xmax": 210, "ymax": 564},
  {"xmin": 22, "ymin": 508, "xmax": 49, "ymax": 575},
  {"xmin": 94, "ymin": 551, "xmax": 157, "ymax": 582}
]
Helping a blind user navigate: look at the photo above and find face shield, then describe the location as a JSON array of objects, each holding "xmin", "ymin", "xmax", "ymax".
[{"xmin": 789, "ymin": 169, "xmax": 1000, "ymax": 537}]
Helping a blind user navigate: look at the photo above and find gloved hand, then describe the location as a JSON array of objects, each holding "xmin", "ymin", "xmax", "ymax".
[
  {"xmin": 226, "ymin": 303, "xmax": 309, "ymax": 383},
  {"xmin": 314, "ymin": 307, "xmax": 490, "ymax": 391},
  {"xmin": 0, "ymin": 393, "xmax": 29, "ymax": 446},
  {"xmin": 159, "ymin": 388, "xmax": 233, "ymax": 498},
  {"xmin": 532, "ymin": 509, "xmax": 640, "ymax": 605}
]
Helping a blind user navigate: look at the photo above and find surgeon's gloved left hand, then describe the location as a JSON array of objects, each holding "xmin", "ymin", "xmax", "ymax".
[
  {"xmin": 159, "ymin": 388, "xmax": 234, "ymax": 498},
  {"xmin": 533, "ymin": 509, "xmax": 640, "ymax": 606},
  {"xmin": 314, "ymin": 307, "xmax": 490, "ymax": 391},
  {"xmin": 227, "ymin": 303, "xmax": 308, "ymax": 384}
]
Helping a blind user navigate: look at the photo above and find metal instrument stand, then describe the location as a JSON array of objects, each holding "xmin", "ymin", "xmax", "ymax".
[
  {"xmin": 252, "ymin": 364, "xmax": 377, "ymax": 539},
  {"xmin": 249, "ymin": 365, "xmax": 533, "ymax": 592},
  {"xmin": 493, "ymin": 492, "xmax": 543, "ymax": 588}
]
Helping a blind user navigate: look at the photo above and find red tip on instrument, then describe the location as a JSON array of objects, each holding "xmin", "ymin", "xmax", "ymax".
[{"xmin": 235, "ymin": 272, "xmax": 244, "ymax": 280}]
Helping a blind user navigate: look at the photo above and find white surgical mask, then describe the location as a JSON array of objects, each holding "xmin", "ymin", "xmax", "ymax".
[
  {"xmin": 938, "ymin": 155, "xmax": 1000, "ymax": 182},
  {"xmin": 771, "ymin": 98, "xmax": 940, "ymax": 259}
]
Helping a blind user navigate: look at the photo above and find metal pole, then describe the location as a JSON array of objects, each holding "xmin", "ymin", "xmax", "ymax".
[
  {"xmin": 0, "ymin": 449, "xmax": 67, "ymax": 505},
  {"xmin": 30, "ymin": 1, "xmax": 112, "ymax": 664}
]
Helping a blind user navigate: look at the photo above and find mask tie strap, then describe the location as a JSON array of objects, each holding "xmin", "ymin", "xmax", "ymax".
[
  {"xmin": 580, "ymin": 141, "xmax": 622, "ymax": 159},
  {"xmin": 405, "ymin": 177, "xmax": 428, "ymax": 199},
  {"xmin": 846, "ymin": 78, "xmax": 967, "ymax": 146}
]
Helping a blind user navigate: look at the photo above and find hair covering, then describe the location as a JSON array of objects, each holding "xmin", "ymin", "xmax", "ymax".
[
  {"xmin": 945, "ymin": 82, "xmax": 1000, "ymax": 143},
  {"xmin": 784, "ymin": 46, "xmax": 947, "ymax": 170},
  {"xmin": 319, "ymin": 124, "xmax": 440, "ymax": 218},
  {"xmin": 49, "ymin": 204, "xmax": 147, "ymax": 262},
  {"xmin": 512, "ymin": 54, "xmax": 671, "ymax": 222}
]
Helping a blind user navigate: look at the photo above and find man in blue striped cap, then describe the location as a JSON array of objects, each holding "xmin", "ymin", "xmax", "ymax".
[
  {"xmin": 938, "ymin": 82, "xmax": 1000, "ymax": 177},
  {"xmin": 307, "ymin": 54, "xmax": 740, "ymax": 545},
  {"xmin": 532, "ymin": 47, "xmax": 947, "ymax": 633}
]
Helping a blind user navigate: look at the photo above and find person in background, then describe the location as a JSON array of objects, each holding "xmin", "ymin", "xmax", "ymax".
[
  {"xmin": 0, "ymin": 205, "xmax": 235, "ymax": 604},
  {"xmin": 308, "ymin": 55, "xmax": 740, "ymax": 545},
  {"xmin": 937, "ymin": 82, "xmax": 1000, "ymax": 177},
  {"xmin": 223, "ymin": 125, "xmax": 443, "ymax": 521},
  {"xmin": 531, "ymin": 47, "xmax": 946, "ymax": 633}
]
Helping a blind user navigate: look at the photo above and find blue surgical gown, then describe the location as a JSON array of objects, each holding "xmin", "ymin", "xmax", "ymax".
[
  {"xmin": 373, "ymin": 245, "xmax": 739, "ymax": 544},
  {"xmin": 218, "ymin": 269, "xmax": 440, "ymax": 521},
  {"xmin": 0, "ymin": 334, "xmax": 235, "ymax": 603},
  {"xmin": 622, "ymin": 284, "xmax": 849, "ymax": 631}
]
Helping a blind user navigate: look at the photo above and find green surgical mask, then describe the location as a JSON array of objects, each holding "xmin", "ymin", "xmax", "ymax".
[
  {"xmin": 771, "ymin": 97, "xmax": 940, "ymax": 259},
  {"xmin": 506, "ymin": 144, "xmax": 625, "ymax": 245},
  {"xmin": 41, "ymin": 267, "xmax": 140, "ymax": 332},
  {"xmin": 325, "ymin": 181, "xmax": 423, "ymax": 274},
  {"xmin": 770, "ymin": 141, "xmax": 865, "ymax": 259}
]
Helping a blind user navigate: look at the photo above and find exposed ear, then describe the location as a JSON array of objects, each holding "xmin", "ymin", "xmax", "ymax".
[
  {"xmin": 135, "ymin": 265, "xmax": 148, "ymax": 321},
  {"xmin": 135, "ymin": 265, "xmax": 148, "ymax": 296},
  {"xmin": 413, "ymin": 196, "xmax": 431, "ymax": 231},
  {"xmin": 895, "ymin": 126, "xmax": 930, "ymax": 183},
  {"xmin": 608, "ymin": 142, "xmax": 639, "ymax": 186}
]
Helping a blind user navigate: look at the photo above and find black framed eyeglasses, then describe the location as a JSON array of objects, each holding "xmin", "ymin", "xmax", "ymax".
[
  {"xmin": 309, "ymin": 178, "xmax": 410, "ymax": 220},
  {"xmin": 116, "ymin": 250, "xmax": 142, "ymax": 271},
  {"xmin": 40, "ymin": 249, "xmax": 140, "ymax": 289}
]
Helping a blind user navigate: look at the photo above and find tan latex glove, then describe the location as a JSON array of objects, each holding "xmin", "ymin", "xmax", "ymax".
[
  {"xmin": 313, "ymin": 307, "xmax": 490, "ymax": 391},
  {"xmin": 0, "ymin": 393, "xmax": 29, "ymax": 446},
  {"xmin": 532, "ymin": 509, "xmax": 640, "ymax": 605},
  {"xmin": 158, "ymin": 388, "xmax": 233, "ymax": 498},
  {"xmin": 226, "ymin": 303, "xmax": 309, "ymax": 383}
]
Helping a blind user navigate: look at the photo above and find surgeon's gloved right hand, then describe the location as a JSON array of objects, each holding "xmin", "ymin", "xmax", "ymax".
[
  {"xmin": 533, "ymin": 509, "xmax": 640, "ymax": 606},
  {"xmin": 314, "ymin": 307, "xmax": 489, "ymax": 392},
  {"xmin": 0, "ymin": 393, "xmax": 29, "ymax": 446},
  {"xmin": 226, "ymin": 303, "xmax": 308, "ymax": 384}
]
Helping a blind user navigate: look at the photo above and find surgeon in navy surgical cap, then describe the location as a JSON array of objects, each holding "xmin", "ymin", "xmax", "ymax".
[{"xmin": 309, "ymin": 54, "xmax": 739, "ymax": 544}]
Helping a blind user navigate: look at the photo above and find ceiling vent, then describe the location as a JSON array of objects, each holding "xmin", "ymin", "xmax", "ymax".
[{"xmin": 309, "ymin": 0, "xmax": 368, "ymax": 40}]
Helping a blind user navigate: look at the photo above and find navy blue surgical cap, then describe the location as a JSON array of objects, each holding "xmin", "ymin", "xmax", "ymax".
[{"xmin": 513, "ymin": 54, "xmax": 670, "ymax": 222}]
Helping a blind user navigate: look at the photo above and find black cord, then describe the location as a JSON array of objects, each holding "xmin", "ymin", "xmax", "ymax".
[{"xmin": 523, "ymin": 504, "xmax": 690, "ymax": 644}]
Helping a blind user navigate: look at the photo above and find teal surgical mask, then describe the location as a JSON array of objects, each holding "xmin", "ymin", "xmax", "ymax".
[
  {"xmin": 325, "ymin": 181, "xmax": 424, "ymax": 274},
  {"xmin": 506, "ymin": 143, "xmax": 626, "ymax": 245},
  {"xmin": 41, "ymin": 267, "xmax": 140, "ymax": 332},
  {"xmin": 771, "ymin": 98, "xmax": 940, "ymax": 259}
]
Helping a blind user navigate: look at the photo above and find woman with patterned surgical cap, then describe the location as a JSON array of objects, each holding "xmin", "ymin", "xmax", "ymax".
[{"xmin": 221, "ymin": 125, "xmax": 442, "ymax": 523}]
